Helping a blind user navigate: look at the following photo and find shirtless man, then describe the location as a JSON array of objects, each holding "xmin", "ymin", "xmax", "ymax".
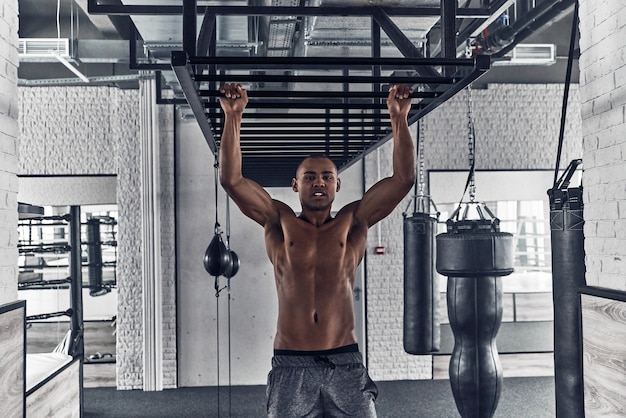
[{"xmin": 218, "ymin": 83, "xmax": 415, "ymax": 417}]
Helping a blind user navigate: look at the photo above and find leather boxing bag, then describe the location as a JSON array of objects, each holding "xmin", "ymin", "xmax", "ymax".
[
  {"xmin": 437, "ymin": 218, "xmax": 514, "ymax": 418},
  {"xmin": 403, "ymin": 212, "xmax": 440, "ymax": 354},
  {"xmin": 548, "ymin": 159, "xmax": 585, "ymax": 418}
]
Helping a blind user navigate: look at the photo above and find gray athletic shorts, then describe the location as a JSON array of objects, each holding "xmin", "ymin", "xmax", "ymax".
[{"xmin": 266, "ymin": 345, "xmax": 378, "ymax": 417}]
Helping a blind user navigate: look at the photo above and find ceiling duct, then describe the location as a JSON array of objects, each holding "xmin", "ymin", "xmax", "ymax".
[
  {"xmin": 19, "ymin": 38, "xmax": 71, "ymax": 60},
  {"xmin": 493, "ymin": 43, "xmax": 556, "ymax": 66}
]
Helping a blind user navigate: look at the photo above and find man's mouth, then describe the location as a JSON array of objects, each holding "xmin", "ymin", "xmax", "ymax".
[{"xmin": 312, "ymin": 191, "xmax": 326, "ymax": 197}]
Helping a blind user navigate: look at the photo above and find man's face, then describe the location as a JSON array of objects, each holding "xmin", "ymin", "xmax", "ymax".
[{"xmin": 292, "ymin": 157, "xmax": 340, "ymax": 212}]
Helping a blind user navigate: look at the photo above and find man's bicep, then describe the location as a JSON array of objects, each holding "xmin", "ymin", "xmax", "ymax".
[
  {"xmin": 356, "ymin": 177, "xmax": 412, "ymax": 227},
  {"xmin": 225, "ymin": 178, "xmax": 277, "ymax": 226}
]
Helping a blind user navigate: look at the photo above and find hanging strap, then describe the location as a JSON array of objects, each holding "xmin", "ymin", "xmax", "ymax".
[
  {"xmin": 553, "ymin": 0, "xmax": 579, "ymax": 188},
  {"xmin": 455, "ymin": 85, "xmax": 477, "ymax": 217},
  {"xmin": 212, "ymin": 155, "xmax": 233, "ymax": 417}
]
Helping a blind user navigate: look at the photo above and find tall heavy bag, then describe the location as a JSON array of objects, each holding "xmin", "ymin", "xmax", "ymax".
[
  {"xmin": 548, "ymin": 160, "xmax": 585, "ymax": 418},
  {"xmin": 436, "ymin": 222, "xmax": 514, "ymax": 418},
  {"xmin": 403, "ymin": 212, "xmax": 440, "ymax": 354}
]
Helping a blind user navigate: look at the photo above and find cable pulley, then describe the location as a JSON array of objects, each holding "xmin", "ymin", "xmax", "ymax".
[
  {"xmin": 204, "ymin": 222, "xmax": 231, "ymax": 278},
  {"xmin": 204, "ymin": 160, "xmax": 240, "ymax": 281}
]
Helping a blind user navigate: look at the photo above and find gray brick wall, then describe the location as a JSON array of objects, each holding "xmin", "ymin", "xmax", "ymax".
[
  {"xmin": 364, "ymin": 84, "xmax": 582, "ymax": 380},
  {"xmin": 18, "ymin": 86, "xmax": 176, "ymax": 389},
  {"xmin": 579, "ymin": 0, "xmax": 626, "ymax": 291},
  {"xmin": 0, "ymin": 0, "xmax": 18, "ymax": 306}
]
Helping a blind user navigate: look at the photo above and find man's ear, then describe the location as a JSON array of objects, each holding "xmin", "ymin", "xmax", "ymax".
[
  {"xmin": 291, "ymin": 178, "xmax": 298, "ymax": 192},
  {"xmin": 336, "ymin": 177, "xmax": 341, "ymax": 192}
]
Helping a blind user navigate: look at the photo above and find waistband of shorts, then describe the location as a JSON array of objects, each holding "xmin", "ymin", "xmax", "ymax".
[
  {"xmin": 273, "ymin": 343, "xmax": 359, "ymax": 357},
  {"xmin": 271, "ymin": 344, "xmax": 363, "ymax": 368}
]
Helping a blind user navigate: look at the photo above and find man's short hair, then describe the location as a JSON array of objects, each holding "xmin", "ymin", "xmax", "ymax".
[{"xmin": 295, "ymin": 154, "xmax": 337, "ymax": 177}]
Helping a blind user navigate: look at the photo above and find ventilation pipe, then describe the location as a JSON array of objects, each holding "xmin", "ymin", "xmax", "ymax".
[{"xmin": 475, "ymin": 0, "xmax": 575, "ymax": 56}]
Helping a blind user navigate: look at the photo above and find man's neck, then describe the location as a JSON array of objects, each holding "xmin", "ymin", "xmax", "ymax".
[{"xmin": 298, "ymin": 211, "xmax": 333, "ymax": 227}]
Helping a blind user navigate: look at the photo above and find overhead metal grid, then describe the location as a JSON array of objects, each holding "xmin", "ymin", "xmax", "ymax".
[
  {"xmin": 171, "ymin": 2, "xmax": 492, "ymax": 187},
  {"xmin": 172, "ymin": 53, "xmax": 490, "ymax": 187},
  {"xmin": 88, "ymin": 0, "xmax": 497, "ymax": 187}
]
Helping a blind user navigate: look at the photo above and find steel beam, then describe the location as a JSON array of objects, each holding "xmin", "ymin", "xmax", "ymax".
[
  {"xmin": 337, "ymin": 54, "xmax": 491, "ymax": 174},
  {"xmin": 88, "ymin": 1, "xmax": 489, "ymax": 18},
  {"xmin": 171, "ymin": 51, "xmax": 218, "ymax": 155}
]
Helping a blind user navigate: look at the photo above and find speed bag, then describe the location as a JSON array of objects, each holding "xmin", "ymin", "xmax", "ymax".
[{"xmin": 403, "ymin": 213, "xmax": 440, "ymax": 354}]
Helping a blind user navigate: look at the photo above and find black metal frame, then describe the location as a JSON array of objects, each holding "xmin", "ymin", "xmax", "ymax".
[
  {"xmin": 89, "ymin": 0, "xmax": 498, "ymax": 187},
  {"xmin": 171, "ymin": 51, "xmax": 490, "ymax": 186}
]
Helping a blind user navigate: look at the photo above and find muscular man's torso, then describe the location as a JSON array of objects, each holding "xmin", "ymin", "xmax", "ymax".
[{"xmin": 265, "ymin": 201, "xmax": 367, "ymax": 351}]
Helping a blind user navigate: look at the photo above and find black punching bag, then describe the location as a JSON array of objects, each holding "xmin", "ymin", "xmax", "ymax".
[
  {"xmin": 548, "ymin": 159, "xmax": 585, "ymax": 418},
  {"xmin": 436, "ymin": 214, "xmax": 514, "ymax": 418},
  {"xmin": 403, "ymin": 212, "xmax": 440, "ymax": 354}
]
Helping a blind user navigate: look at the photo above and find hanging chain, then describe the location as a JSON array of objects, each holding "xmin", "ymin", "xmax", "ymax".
[
  {"xmin": 417, "ymin": 119, "xmax": 426, "ymax": 196},
  {"xmin": 214, "ymin": 160, "xmax": 222, "ymax": 235},
  {"xmin": 466, "ymin": 85, "xmax": 476, "ymax": 202}
]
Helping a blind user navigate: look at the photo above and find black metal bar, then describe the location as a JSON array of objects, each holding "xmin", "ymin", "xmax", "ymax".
[
  {"xmin": 242, "ymin": 150, "xmax": 368, "ymax": 156},
  {"xmin": 209, "ymin": 111, "xmax": 417, "ymax": 120},
  {"xmin": 239, "ymin": 136, "xmax": 382, "ymax": 143},
  {"xmin": 188, "ymin": 56, "xmax": 479, "ymax": 68},
  {"xmin": 372, "ymin": 7, "xmax": 442, "ymax": 80},
  {"xmin": 18, "ymin": 244, "xmax": 72, "ymax": 254},
  {"xmin": 18, "ymin": 278, "xmax": 72, "ymax": 289},
  {"xmin": 579, "ymin": 285, "xmax": 626, "ymax": 303},
  {"xmin": 337, "ymin": 54, "xmax": 490, "ymax": 174},
  {"xmin": 411, "ymin": 54, "xmax": 490, "ymax": 122},
  {"xmin": 156, "ymin": 71, "xmax": 187, "ymax": 105},
  {"xmin": 217, "ymin": 121, "xmax": 389, "ymax": 128},
  {"xmin": 88, "ymin": 1, "xmax": 489, "ymax": 18},
  {"xmin": 27, "ymin": 309, "xmax": 73, "ymax": 321},
  {"xmin": 195, "ymin": 10, "xmax": 215, "ymax": 76},
  {"xmin": 200, "ymin": 89, "xmax": 439, "ymax": 99},
  {"xmin": 69, "ymin": 206, "xmax": 84, "ymax": 359},
  {"xmin": 372, "ymin": 16, "xmax": 383, "ymax": 153},
  {"xmin": 183, "ymin": 0, "xmax": 197, "ymax": 57},
  {"xmin": 441, "ymin": 0, "xmax": 459, "ymax": 77},
  {"xmin": 232, "ymin": 126, "xmax": 387, "ymax": 139},
  {"xmin": 171, "ymin": 51, "xmax": 219, "ymax": 155},
  {"xmin": 195, "ymin": 73, "xmax": 453, "ymax": 84},
  {"xmin": 241, "ymin": 146, "xmax": 378, "ymax": 151},
  {"xmin": 204, "ymin": 101, "xmax": 405, "ymax": 110},
  {"xmin": 230, "ymin": 129, "xmax": 387, "ymax": 136}
]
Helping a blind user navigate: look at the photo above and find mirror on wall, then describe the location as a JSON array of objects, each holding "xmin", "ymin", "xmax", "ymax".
[
  {"xmin": 18, "ymin": 204, "xmax": 118, "ymax": 364},
  {"xmin": 17, "ymin": 175, "xmax": 119, "ymax": 380}
]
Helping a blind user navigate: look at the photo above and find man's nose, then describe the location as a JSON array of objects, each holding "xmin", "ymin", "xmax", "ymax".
[{"xmin": 314, "ymin": 177, "xmax": 326, "ymax": 187}]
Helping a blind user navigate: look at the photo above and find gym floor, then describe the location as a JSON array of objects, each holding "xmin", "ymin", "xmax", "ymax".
[{"xmin": 84, "ymin": 376, "xmax": 556, "ymax": 417}]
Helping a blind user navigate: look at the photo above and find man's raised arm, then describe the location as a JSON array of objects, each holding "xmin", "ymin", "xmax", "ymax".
[
  {"xmin": 355, "ymin": 84, "xmax": 416, "ymax": 227},
  {"xmin": 218, "ymin": 83, "xmax": 275, "ymax": 226}
]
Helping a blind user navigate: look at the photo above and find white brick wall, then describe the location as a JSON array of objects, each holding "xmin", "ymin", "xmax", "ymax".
[
  {"xmin": 0, "ymin": 0, "xmax": 18, "ymax": 306},
  {"xmin": 579, "ymin": 0, "xmax": 626, "ymax": 291},
  {"xmin": 158, "ymin": 105, "xmax": 177, "ymax": 389},
  {"xmin": 18, "ymin": 86, "xmax": 176, "ymax": 389},
  {"xmin": 365, "ymin": 83, "xmax": 583, "ymax": 380},
  {"xmin": 579, "ymin": 1, "xmax": 626, "ymax": 412}
]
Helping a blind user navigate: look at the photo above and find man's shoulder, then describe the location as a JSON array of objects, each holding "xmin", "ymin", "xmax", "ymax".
[
  {"xmin": 336, "ymin": 200, "xmax": 361, "ymax": 217},
  {"xmin": 271, "ymin": 199, "xmax": 295, "ymax": 214}
]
